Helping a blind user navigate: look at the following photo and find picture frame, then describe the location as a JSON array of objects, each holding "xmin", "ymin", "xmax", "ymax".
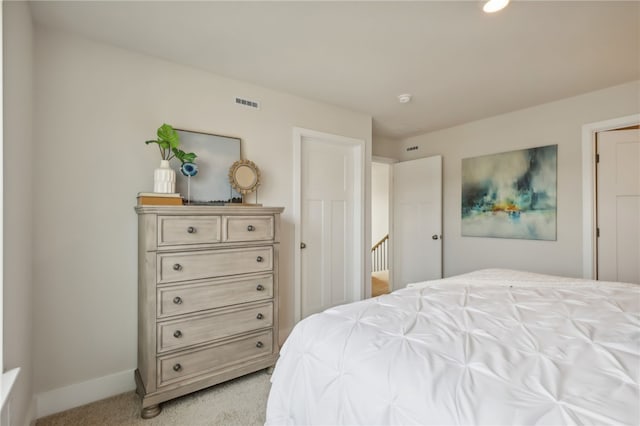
[
  {"xmin": 175, "ymin": 129, "xmax": 241, "ymax": 203},
  {"xmin": 461, "ymin": 144, "xmax": 557, "ymax": 240}
]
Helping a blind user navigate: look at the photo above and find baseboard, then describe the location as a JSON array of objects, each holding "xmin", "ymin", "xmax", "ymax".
[{"xmin": 35, "ymin": 369, "xmax": 135, "ymax": 419}]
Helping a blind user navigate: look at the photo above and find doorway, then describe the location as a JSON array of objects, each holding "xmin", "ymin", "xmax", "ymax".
[
  {"xmin": 293, "ymin": 128, "xmax": 365, "ymax": 322},
  {"xmin": 371, "ymin": 155, "xmax": 443, "ymax": 295},
  {"xmin": 371, "ymin": 159, "xmax": 393, "ymax": 296}
]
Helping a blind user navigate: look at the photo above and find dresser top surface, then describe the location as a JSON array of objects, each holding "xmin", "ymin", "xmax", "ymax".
[{"xmin": 135, "ymin": 205, "xmax": 284, "ymax": 215}]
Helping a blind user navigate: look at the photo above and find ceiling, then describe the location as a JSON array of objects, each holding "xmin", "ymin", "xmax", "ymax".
[{"xmin": 29, "ymin": 1, "xmax": 640, "ymax": 140}]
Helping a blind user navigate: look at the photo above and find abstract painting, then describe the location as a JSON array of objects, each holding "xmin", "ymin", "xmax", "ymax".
[
  {"xmin": 175, "ymin": 129, "xmax": 241, "ymax": 203},
  {"xmin": 461, "ymin": 145, "xmax": 557, "ymax": 240}
]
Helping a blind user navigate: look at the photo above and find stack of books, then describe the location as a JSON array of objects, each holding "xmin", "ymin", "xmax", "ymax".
[{"xmin": 137, "ymin": 192, "xmax": 183, "ymax": 206}]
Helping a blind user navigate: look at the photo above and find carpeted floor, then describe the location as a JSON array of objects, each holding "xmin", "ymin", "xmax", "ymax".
[
  {"xmin": 371, "ymin": 270, "xmax": 390, "ymax": 297},
  {"xmin": 36, "ymin": 370, "xmax": 272, "ymax": 426}
]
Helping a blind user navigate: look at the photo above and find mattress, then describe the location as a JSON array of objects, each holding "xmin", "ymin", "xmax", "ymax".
[{"xmin": 265, "ymin": 269, "xmax": 640, "ymax": 425}]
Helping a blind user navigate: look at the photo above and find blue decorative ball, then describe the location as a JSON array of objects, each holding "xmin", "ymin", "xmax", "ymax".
[{"xmin": 180, "ymin": 162, "xmax": 198, "ymax": 177}]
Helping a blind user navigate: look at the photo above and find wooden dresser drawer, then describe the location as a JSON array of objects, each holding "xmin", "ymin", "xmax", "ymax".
[
  {"xmin": 157, "ymin": 302, "xmax": 273, "ymax": 353},
  {"xmin": 158, "ymin": 246, "xmax": 273, "ymax": 283},
  {"xmin": 224, "ymin": 215, "xmax": 274, "ymax": 242},
  {"xmin": 157, "ymin": 274, "xmax": 274, "ymax": 318},
  {"xmin": 158, "ymin": 216, "xmax": 221, "ymax": 246},
  {"xmin": 158, "ymin": 330, "xmax": 273, "ymax": 387}
]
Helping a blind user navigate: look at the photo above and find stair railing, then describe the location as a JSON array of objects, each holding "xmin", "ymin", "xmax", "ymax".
[{"xmin": 371, "ymin": 234, "xmax": 389, "ymax": 272}]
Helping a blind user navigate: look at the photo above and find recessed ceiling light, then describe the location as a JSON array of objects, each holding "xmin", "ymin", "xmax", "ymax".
[
  {"xmin": 483, "ymin": 0, "xmax": 510, "ymax": 13},
  {"xmin": 398, "ymin": 94, "xmax": 412, "ymax": 104}
]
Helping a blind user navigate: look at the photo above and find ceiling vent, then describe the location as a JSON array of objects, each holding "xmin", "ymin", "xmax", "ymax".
[{"xmin": 235, "ymin": 96, "xmax": 260, "ymax": 110}]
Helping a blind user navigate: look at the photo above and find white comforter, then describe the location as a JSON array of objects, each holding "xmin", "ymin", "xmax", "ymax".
[{"xmin": 266, "ymin": 269, "xmax": 640, "ymax": 426}]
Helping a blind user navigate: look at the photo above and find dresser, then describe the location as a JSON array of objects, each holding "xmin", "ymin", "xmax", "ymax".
[{"xmin": 134, "ymin": 205, "xmax": 284, "ymax": 418}]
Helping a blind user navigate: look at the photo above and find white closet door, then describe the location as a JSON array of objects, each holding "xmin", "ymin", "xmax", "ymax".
[{"xmin": 392, "ymin": 155, "xmax": 442, "ymax": 288}]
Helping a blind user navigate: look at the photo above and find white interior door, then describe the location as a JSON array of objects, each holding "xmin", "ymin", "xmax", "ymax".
[
  {"xmin": 295, "ymin": 129, "xmax": 364, "ymax": 321},
  {"xmin": 392, "ymin": 155, "xmax": 442, "ymax": 288},
  {"xmin": 597, "ymin": 128, "xmax": 640, "ymax": 284}
]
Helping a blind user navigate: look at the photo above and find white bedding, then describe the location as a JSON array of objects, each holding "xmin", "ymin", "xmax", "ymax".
[{"xmin": 266, "ymin": 269, "xmax": 640, "ymax": 425}]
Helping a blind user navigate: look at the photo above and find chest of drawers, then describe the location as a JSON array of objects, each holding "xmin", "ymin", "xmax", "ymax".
[{"xmin": 134, "ymin": 205, "xmax": 283, "ymax": 418}]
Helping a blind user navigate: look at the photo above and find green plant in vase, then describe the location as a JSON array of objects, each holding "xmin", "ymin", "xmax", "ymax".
[
  {"xmin": 145, "ymin": 123, "xmax": 198, "ymax": 193},
  {"xmin": 145, "ymin": 123, "xmax": 197, "ymax": 164}
]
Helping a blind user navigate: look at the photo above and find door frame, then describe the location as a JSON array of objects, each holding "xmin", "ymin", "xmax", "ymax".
[
  {"xmin": 581, "ymin": 113, "xmax": 640, "ymax": 279},
  {"xmin": 293, "ymin": 127, "xmax": 365, "ymax": 323}
]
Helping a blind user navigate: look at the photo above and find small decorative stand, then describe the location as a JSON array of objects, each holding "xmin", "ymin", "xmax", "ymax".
[
  {"xmin": 186, "ymin": 176, "xmax": 191, "ymax": 205},
  {"xmin": 228, "ymin": 159, "xmax": 262, "ymax": 206},
  {"xmin": 180, "ymin": 162, "xmax": 198, "ymax": 205}
]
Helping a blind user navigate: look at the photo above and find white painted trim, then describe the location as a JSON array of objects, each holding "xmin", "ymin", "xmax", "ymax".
[
  {"xmin": 387, "ymin": 163, "xmax": 395, "ymax": 291},
  {"xmin": 0, "ymin": 1, "xmax": 5, "ymax": 376},
  {"xmin": 35, "ymin": 369, "xmax": 135, "ymax": 419},
  {"xmin": 292, "ymin": 128, "xmax": 302, "ymax": 322},
  {"xmin": 355, "ymin": 136, "xmax": 366, "ymax": 300},
  {"xmin": 581, "ymin": 114, "xmax": 640, "ymax": 279},
  {"xmin": 0, "ymin": 368, "xmax": 19, "ymax": 413},
  {"xmin": 0, "ymin": 369, "xmax": 18, "ymax": 426},
  {"xmin": 292, "ymin": 127, "xmax": 366, "ymax": 323}
]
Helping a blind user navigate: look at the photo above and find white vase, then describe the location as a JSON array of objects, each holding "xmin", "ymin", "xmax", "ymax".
[{"xmin": 153, "ymin": 160, "xmax": 176, "ymax": 193}]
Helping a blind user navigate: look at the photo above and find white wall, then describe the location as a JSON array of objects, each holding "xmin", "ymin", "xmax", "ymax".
[
  {"xmin": 394, "ymin": 81, "xmax": 640, "ymax": 278},
  {"xmin": 372, "ymin": 135, "xmax": 399, "ymax": 158},
  {"xmin": 3, "ymin": 2, "xmax": 35, "ymax": 425},
  {"xmin": 32, "ymin": 26, "xmax": 371, "ymax": 414},
  {"xmin": 371, "ymin": 162, "xmax": 389, "ymax": 244}
]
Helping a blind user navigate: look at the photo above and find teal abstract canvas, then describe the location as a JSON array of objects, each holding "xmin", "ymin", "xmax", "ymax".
[{"xmin": 461, "ymin": 145, "xmax": 557, "ymax": 240}]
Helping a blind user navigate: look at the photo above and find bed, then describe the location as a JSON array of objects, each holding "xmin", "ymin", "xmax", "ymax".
[{"xmin": 265, "ymin": 269, "xmax": 640, "ymax": 425}]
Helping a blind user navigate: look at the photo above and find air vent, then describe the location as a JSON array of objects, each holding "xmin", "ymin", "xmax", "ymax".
[
  {"xmin": 235, "ymin": 96, "xmax": 260, "ymax": 110},
  {"xmin": 406, "ymin": 146, "xmax": 419, "ymax": 151}
]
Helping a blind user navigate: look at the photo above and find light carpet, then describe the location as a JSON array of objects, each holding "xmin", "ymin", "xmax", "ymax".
[
  {"xmin": 371, "ymin": 270, "xmax": 390, "ymax": 297},
  {"xmin": 36, "ymin": 370, "xmax": 271, "ymax": 426}
]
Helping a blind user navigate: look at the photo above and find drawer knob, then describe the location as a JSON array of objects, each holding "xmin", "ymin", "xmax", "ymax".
[
  {"xmin": 187, "ymin": 226, "xmax": 196, "ymax": 234},
  {"xmin": 173, "ymin": 296, "xmax": 183, "ymax": 305},
  {"xmin": 256, "ymin": 341, "xmax": 264, "ymax": 348},
  {"xmin": 173, "ymin": 363, "xmax": 182, "ymax": 372},
  {"xmin": 173, "ymin": 330, "xmax": 182, "ymax": 338},
  {"xmin": 256, "ymin": 256, "xmax": 263, "ymax": 263},
  {"xmin": 256, "ymin": 284, "xmax": 265, "ymax": 291},
  {"xmin": 173, "ymin": 263, "xmax": 182, "ymax": 271},
  {"xmin": 256, "ymin": 313, "xmax": 264, "ymax": 320},
  {"xmin": 247, "ymin": 225, "xmax": 255, "ymax": 232}
]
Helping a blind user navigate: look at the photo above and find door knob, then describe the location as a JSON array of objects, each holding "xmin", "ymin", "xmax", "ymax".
[
  {"xmin": 300, "ymin": 242, "xmax": 307, "ymax": 249},
  {"xmin": 432, "ymin": 235, "xmax": 439, "ymax": 240}
]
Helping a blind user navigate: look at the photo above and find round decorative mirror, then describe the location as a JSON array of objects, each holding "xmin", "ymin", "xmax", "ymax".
[{"xmin": 228, "ymin": 159, "xmax": 261, "ymax": 195}]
